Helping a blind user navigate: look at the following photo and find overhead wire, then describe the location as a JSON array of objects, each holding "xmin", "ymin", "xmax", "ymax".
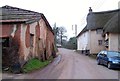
[{"xmin": 80, "ymin": 0, "xmax": 106, "ymax": 27}]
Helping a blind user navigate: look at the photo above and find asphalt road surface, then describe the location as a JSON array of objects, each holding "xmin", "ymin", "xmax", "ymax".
[{"xmin": 2, "ymin": 48, "xmax": 120, "ymax": 79}]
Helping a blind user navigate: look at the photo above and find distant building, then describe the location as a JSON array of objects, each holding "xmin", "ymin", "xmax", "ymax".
[
  {"xmin": 77, "ymin": 8, "xmax": 120, "ymax": 55},
  {"xmin": 0, "ymin": 5, "xmax": 56, "ymax": 68}
]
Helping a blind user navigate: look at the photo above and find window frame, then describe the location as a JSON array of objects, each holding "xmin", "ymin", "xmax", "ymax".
[
  {"xmin": 96, "ymin": 29, "xmax": 103, "ymax": 34},
  {"xmin": 30, "ymin": 33, "xmax": 34, "ymax": 47},
  {"xmin": 98, "ymin": 40, "xmax": 103, "ymax": 45}
]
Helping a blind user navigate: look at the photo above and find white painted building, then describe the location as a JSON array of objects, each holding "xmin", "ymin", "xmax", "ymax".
[
  {"xmin": 77, "ymin": 27, "xmax": 88, "ymax": 51},
  {"xmin": 77, "ymin": 27, "xmax": 105, "ymax": 54},
  {"xmin": 103, "ymin": 12, "xmax": 120, "ymax": 51},
  {"xmin": 77, "ymin": 8, "xmax": 120, "ymax": 55}
]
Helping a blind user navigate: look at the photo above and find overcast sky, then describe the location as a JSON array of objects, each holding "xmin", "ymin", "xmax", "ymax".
[{"xmin": 0, "ymin": 0, "xmax": 120, "ymax": 39}]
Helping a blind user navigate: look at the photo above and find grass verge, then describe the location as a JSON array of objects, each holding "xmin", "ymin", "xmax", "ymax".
[{"xmin": 22, "ymin": 57, "xmax": 53, "ymax": 73}]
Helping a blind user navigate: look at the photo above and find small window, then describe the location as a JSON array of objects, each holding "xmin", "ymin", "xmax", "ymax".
[
  {"xmin": 98, "ymin": 40, "xmax": 103, "ymax": 45},
  {"xmin": 96, "ymin": 29, "xmax": 103, "ymax": 34},
  {"xmin": 30, "ymin": 34, "xmax": 34, "ymax": 47},
  {"xmin": 2, "ymin": 37, "xmax": 10, "ymax": 47}
]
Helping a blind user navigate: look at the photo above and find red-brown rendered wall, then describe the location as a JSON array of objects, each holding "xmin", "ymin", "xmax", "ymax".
[
  {"xmin": 12, "ymin": 24, "xmax": 21, "ymax": 47},
  {"xmin": 25, "ymin": 24, "xmax": 30, "ymax": 48},
  {"xmin": 1, "ymin": 20, "xmax": 55, "ymax": 66},
  {"xmin": 1, "ymin": 24, "xmax": 23, "ymax": 66},
  {"xmin": 0, "ymin": 24, "xmax": 13, "ymax": 37},
  {"xmin": 0, "ymin": 24, "xmax": 21, "ymax": 47},
  {"xmin": 36, "ymin": 22, "xmax": 40, "ymax": 38},
  {"xmin": 46, "ymin": 28, "xmax": 54, "ymax": 59}
]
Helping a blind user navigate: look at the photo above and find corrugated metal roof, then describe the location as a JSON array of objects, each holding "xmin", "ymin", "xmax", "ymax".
[
  {"xmin": 0, "ymin": 5, "xmax": 41, "ymax": 23},
  {"xmin": 0, "ymin": 19, "xmax": 27, "ymax": 23},
  {"xmin": 0, "ymin": 5, "xmax": 54, "ymax": 35}
]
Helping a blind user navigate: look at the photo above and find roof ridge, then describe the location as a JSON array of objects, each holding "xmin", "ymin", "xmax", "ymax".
[
  {"xmin": 1, "ymin": 5, "xmax": 41, "ymax": 14},
  {"xmin": 91, "ymin": 8, "xmax": 120, "ymax": 14}
]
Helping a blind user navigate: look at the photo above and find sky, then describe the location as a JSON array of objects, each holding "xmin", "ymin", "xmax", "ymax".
[{"xmin": 0, "ymin": 0, "xmax": 120, "ymax": 39}]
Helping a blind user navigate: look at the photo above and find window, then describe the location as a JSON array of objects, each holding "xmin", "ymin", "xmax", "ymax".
[
  {"xmin": 2, "ymin": 37, "xmax": 10, "ymax": 47},
  {"xmin": 96, "ymin": 29, "xmax": 103, "ymax": 34},
  {"xmin": 98, "ymin": 40, "xmax": 103, "ymax": 45},
  {"xmin": 30, "ymin": 34, "xmax": 34, "ymax": 47}
]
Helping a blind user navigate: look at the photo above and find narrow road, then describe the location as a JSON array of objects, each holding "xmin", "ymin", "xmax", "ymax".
[
  {"xmin": 2, "ymin": 48, "xmax": 120, "ymax": 79},
  {"xmin": 25, "ymin": 48, "xmax": 119, "ymax": 79}
]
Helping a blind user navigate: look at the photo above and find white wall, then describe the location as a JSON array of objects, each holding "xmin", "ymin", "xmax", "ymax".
[
  {"xmin": 77, "ymin": 29, "xmax": 105, "ymax": 54},
  {"xmin": 20, "ymin": 22, "xmax": 38, "ymax": 61},
  {"xmin": 20, "ymin": 24, "xmax": 30, "ymax": 61},
  {"xmin": 89, "ymin": 30, "xmax": 105, "ymax": 54},
  {"xmin": 30, "ymin": 22, "xmax": 37, "ymax": 34},
  {"xmin": 29, "ymin": 22, "xmax": 38, "ymax": 58},
  {"xmin": 77, "ymin": 29, "xmax": 120, "ymax": 54},
  {"xmin": 109, "ymin": 33, "xmax": 119, "ymax": 51},
  {"xmin": 77, "ymin": 31, "xmax": 89, "ymax": 50}
]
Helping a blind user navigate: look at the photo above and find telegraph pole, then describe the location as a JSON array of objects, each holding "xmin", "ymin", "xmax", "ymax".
[
  {"xmin": 72, "ymin": 24, "xmax": 77, "ymax": 37},
  {"xmin": 75, "ymin": 24, "xmax": 77, "ymax": 36}
]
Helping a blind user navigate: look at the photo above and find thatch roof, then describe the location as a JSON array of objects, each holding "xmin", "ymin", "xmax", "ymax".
[
  {"xmin": 103, "ymin": 12, "xmax": 120, "ymax": 33},
  {"xmin": 87, "ymin": 9, "xmax": 119, "ymax": 30},
  {"xmin": 77, "ymin": 8, "xmax": 120, "ymax": 38}
]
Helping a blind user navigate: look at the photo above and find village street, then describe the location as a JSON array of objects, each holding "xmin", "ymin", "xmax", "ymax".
[
  {"xmin": 2, "ymin": 48, "xmax": 119, "ymax": 79},
  {"xmin": 1, "ymin": 1, "xmax": 120, "ymax": 80}
]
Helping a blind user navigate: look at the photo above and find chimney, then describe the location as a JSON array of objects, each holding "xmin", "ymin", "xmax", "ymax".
[{"xmin": 89, "ymin": 7, "xmax": 92, "ymax": 13}]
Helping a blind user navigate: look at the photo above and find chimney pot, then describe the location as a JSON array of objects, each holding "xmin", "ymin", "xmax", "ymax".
[{"xmin": 89, "ymin": 7, "xmax": 92, "ymax": 13}]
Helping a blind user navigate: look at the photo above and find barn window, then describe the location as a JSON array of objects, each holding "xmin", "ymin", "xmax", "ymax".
[
  {"xmin": 30, "ymin": 34, "xmax": 34, "ymax": 47},
  {"xmin": 1, "ymin": 37, "xmax": 10, "ymax": 47}
]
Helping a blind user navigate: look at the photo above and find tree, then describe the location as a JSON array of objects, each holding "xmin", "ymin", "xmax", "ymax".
[
  {"xmin": 57, "ymin": 27, "xmax": 67, "ymax": 45},
  {"xmin": 53, "ymin": 23, "xmax": 67, "ymax": 45},
  {"xmin": 65, "ymin": 37, "xmax": 77, "ymax": 50},
  {"xmin": 53, "ymin": 23, "xmax": 59, "ymax": 44}
]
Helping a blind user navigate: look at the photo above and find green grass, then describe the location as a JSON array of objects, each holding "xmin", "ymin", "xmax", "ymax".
[{"xmin": 22, "ymin": 57, "xmax": 53, "ymax": 73}]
